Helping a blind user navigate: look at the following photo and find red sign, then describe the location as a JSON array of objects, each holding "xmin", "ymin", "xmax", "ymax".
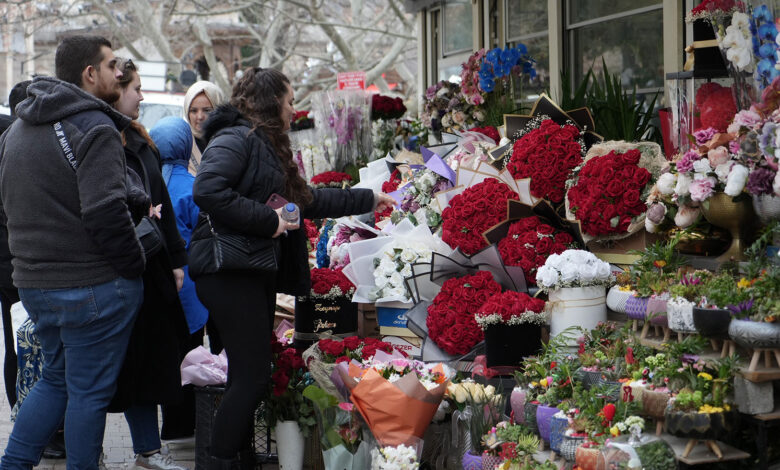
[{"xmin": 337, "ymin": 71, "xmax": 366, "ymax": 90}]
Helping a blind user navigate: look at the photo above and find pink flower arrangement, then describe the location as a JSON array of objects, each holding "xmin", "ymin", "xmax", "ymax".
[
  {"xmin": 460, "ymin": 49, "xmax": 487, "ymax": 106},
  {"xmin": 689, "ymin": 177, "xmax": 717, "ymax": 202}
]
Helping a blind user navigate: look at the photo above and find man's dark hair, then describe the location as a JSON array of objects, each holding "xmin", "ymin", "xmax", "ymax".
[
  {"xmin": 55, "ymin": 36, "xmax": 112, "ymax": 86},
  {"xmin": 8, "ymin": 80, "xmax": 31, "ymax": 117}
]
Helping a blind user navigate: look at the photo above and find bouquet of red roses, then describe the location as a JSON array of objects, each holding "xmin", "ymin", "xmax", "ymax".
[
  {"xmin": 375, "ymin": 168, "xmax": 403, "ymax": 222},
  {"xmin": 309, "ymin": 267, "xmax": 356, "ymax": 299},
  {"xmin": 371, "ymin": 94, "xmax": 407, "ymax": 121},
  {"xmin": 426, "ymin": 271, "xmax": 502, "ymax": 355},
  {"xmin": 291, "ymin": 110, "xmax": 315, "ymax": 131},
  {"xmin": 267, "ymin": 337, "xmax": 315, "ymax": 435},
  {"xmin": 566, "ymin": 149, "xmax": 652, "ymax": 237},
  {"xmin": 440, "ymin": 178, "xmax": 518, "ymax": 255},
  {"xmin": 498, "ymin": 216, "xmax": 576, "ymax": 284},
  {"xmin": 474, "ymin": 290, "xmax": 547, "ymax": 330},
  {"xmin": 316, "ymin": 336, "xmax": 401, "ymax": 364},
  {"xmin": 311, "ymin": 171, "xmax": 353, "ymax": 189},
  {"xmin": 505, "ymin": 118, "xmax": 584, "ymax": 204}
]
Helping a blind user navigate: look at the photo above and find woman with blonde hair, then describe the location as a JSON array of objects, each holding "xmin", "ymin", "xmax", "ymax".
[{"xmin": 182, "ymin": 80, "xmax": 226, "ymax": 173}]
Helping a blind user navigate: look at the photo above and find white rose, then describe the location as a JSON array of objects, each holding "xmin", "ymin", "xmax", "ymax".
[
  {"xmin": 579, "ymin": 264, "xmax": 598, "ymax": 284},
  {"xmin": 400, "ymin": 264, "xmax": 412, "ymax": 277},
  {"xmin": 657, "ymin": 173, "xmax": 677, "ymax": 195},
  {"xmin": 693, "ymin": 159, "xmax": 712, "ymax": 175},
  {"xmin": 559, "ymin": 263, "xmax": 579, "ymax": 284},
  {"xmin": 724, "ymin": 164, "xmax": 749, "ymax": 196},
  {"xmin": 595, "ymin": 260, "xmax": 611, "ymax": 280},
  {"xmin": 400, "ymin": 249, "xmax": 418, "ymax": 264},
  {"xmin": 389, "ymin": 271, "xmax": 404, "ymax": 286},
  {"xmin": 535, "ymin": 266, "xmax": 558, "ymax": 287},
  {"xmin": 714, "ymin": 161, "xmax": 735, "ymax": 183},
  {"xmin": 675, "ymin": 173, "xmax": 692, "ymax": 196}
]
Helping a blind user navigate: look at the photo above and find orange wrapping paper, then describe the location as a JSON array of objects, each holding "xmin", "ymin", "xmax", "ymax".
[{"xmin": 340, "ymin": 367, "xmax": 447, "ymax": 446}]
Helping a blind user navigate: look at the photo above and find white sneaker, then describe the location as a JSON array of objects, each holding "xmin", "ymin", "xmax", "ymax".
[{"xmin": 133, "ymin": 452, "xmax": 190, "ymax": 470}]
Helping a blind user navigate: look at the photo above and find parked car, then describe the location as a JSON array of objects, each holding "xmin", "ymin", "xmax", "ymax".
[{"xmin": 138, "ymin": 91, "xmax": 185, "ymax": 130}]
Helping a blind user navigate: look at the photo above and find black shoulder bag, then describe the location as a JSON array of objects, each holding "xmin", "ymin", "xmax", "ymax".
[
  {"xmin": 187, "ymin": 136, "xmax": 278, "ymax": 280},
  {"xmin": 53, "ymin": 122, "xmax": 164, "ymax": 257}
]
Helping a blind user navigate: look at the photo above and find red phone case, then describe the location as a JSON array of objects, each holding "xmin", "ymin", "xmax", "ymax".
[{"xmin": 266, "ymin": 193, "xmax": 288, "ymax": 210}]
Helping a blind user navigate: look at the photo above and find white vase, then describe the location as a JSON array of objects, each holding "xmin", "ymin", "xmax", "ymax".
[
  {"xmin": 276, "ymin": 420, "xmax": 305, "ymax": 470},
  {"xmin": 549, "ymin": 286, "xmax": 607, "ymax": 344}
]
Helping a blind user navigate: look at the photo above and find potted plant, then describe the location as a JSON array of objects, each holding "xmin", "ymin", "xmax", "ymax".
[
  {"xmin": 535, "ymin": 249, "xmax": 614, "ymax": 342},
  {"xmin": 728, "ymin": 222, "xmax": 780, "ymax": 350},
  {"xmin": 294, "ymin": 267, "xmax": 358, "ymax": 348},
  {"xmin": 692, "ymin": 272, "xmax": 744, "ymax": 340},
  {"xmin": 474, "ymin": 290, "xmax": 548, "ymax": 367},
  {"xmin": 266, "ymin": 339, "xmax": 316, "ymax": 470},
  {"xmin": 668, "ymin": 271, "xmax": 711, "ymax": 334},
  {"xmin": 479, "ymin": 421, "xmax": 534, "ymax": 470}
]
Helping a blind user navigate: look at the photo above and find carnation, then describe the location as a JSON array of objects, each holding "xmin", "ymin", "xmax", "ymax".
[
  {"xmin": 692, "ymin": 158, "xmax": 713, "ymax": 175},
  {"xmin": 714, "ymin": 161, "xmax": 734, "ymax": 182},
  {"xmin": 745, "ymin": 167, "xmax": 775, "ymax": 195},
  {"xmin": 728, "ymin": 109, "xmax": 762, "ymax": 133},
  {"xmin": 689, "ymin": 177, "xmax": 717, "ymax": 201},
  {"xmin": 474, "ymin": 290, "xmax": 548, "ymax": 329},
  {"xmin": 724, "ymin": 164, "xmax": 748, "ymax": 196},
  {"xmin": 693, "ymin": 127, "xmax": 717, "ymax": 146},
  {"xmin": 657, "ymin": 172, "xmax": 677, "ymax": 195},
  {"xmin": 676, "ymin": 150, "xmax": 701, "ymax": 174},
  {"xmin": 675, "ymin": 173, "xmax": 693, "ymax": 196}
]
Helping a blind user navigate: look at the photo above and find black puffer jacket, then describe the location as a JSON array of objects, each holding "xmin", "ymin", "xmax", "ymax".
[{"xmin": 192, "ymin": 104, "xmax": 375, "ymax": 295}]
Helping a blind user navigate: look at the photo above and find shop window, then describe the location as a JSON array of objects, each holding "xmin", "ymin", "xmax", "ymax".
[{"xmin": 506, "ymin": 0, "xmax": 549, "ymax": 102}]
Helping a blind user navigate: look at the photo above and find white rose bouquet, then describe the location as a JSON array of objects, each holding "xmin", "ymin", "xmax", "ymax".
[
  {"xmin": 371, "ymin": 443, "xmax": 420, "ymax": 470},
  {"xmin": 535, "ymin": 249, "xmax": 613, "ymax": 291},
  {"xmin": 369, "ymin": 240, "xmax": 433, "ymax": 302}
]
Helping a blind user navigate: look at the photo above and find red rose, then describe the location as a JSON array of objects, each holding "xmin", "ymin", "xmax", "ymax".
[{"xmin": 536, "ymin": 236, "xmax": 554, "ymax": 253}]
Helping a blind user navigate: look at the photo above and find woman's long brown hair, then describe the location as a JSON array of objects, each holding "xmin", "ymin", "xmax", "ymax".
[{"xmin": 230, "ymin": 67, "xmax": 312, "ymax": 206}]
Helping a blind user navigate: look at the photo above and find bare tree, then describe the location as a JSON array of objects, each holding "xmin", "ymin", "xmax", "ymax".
[{"xmin": 0, "ymin": 0, "xmax": 418, "ymax": 104}]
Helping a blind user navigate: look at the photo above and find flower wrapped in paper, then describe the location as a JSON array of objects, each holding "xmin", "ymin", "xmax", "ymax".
[
  {"xmin": 334, "ymin": 351, "xmax": 449, "ymax": 446},
  {"xmin": 565, "ymin": 141, "xmax": 667, "ymax": 244},
  {"xmin": 302, "ymin": 385, "xmax": 372, "ymax": 470}
]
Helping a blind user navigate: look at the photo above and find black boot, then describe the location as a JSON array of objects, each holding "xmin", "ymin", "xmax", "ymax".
[
  {"xmin": 208, "ymin": 455, "xmax": 240, "ymax": 470},
  {"xmin": 238, "ymin": 449, "xmax": 259, "ymax": 470}
]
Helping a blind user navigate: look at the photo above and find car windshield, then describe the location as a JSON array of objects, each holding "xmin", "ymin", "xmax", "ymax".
[{"xmin": 138, "ymin": 102, "xmax": 183, "ymax": 130}]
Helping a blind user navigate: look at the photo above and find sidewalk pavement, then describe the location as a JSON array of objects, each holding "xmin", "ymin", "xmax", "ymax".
[{"xmin": 0, "ymin": 322, "xmax": 278, "ymax": 469}]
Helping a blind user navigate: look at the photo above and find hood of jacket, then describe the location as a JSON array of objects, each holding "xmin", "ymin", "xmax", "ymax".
[
  {"xmin": 201, "ymin": 104, "xmax": 252, "ymax": 143},
  {"xmin": 150, "ymin": 116, "xmax": 192, "ymax": 166},
  {"xmin": 15, "ymin": 76, "xmax": 130, "ymax": 130}
]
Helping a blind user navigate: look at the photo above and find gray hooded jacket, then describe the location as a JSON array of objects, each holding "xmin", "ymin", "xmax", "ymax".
[{"xmin": 0, "ymin": 76, "xmax": 145, "ymax": 288}]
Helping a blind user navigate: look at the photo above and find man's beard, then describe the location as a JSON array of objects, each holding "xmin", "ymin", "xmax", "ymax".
[{"xmin": 95, "ymin": 82, "xmax": 121, "ymax": 104}]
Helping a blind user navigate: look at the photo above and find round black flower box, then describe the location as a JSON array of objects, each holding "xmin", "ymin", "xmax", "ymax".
[
  {"xmin": 692, "ymin": 307, "xmax": 732, "ymax": 339},
  {"xmin": 664, "ymin": 409, "xmax": 736, "ymax": 440},
  {"xmin": 293, "ymin": 297, "xmax": 358, "ymax": 349},
  {"xmin": 484, "ymin": 323, "xmax": 542, "ymax": 368}
]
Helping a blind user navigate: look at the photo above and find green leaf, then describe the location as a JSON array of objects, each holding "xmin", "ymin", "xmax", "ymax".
[{"xmin": 302, "ymin": 385, "xmax": 338, "ymax": 411}]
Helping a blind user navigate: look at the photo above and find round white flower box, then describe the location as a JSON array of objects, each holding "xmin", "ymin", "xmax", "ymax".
[
  {"xmin": 549, "ymin": 286, "xmax": 607, "ymax": 343},
  {"xmin": 667, "ymin": 297, "xmax": 697, "ymax": 333}
]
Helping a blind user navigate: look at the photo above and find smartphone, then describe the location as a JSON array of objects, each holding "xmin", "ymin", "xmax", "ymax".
[{"xmin": 266, "ymin": 193, "xmax": 289, "ymax": 210}]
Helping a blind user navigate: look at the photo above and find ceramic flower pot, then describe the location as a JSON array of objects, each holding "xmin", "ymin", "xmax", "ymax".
[
  {"xmin": 549, "ymin": 414, "xmax": 569, "ymax": 452},
  {"xmin": 752, "ymin": 193, "xmax": 780, "ymax": 224},
  {"xmin": 535, "ymin": 404, "xmax": 559, "ymax": 443},
  {"xmin": 646, "ymin": 295, "xmax": 668, "ymax": 326},
  {"xmin": 524, "ymin": 402, "xmax": 539, "ymax": 435},
  {"xmin": 575, "ymin": 445, "xmax": 601, "ymax": 470},
  {"xmin": 701, "ymin": 191, "xmax": 756, "ymax": 261},
  {"xmin": 577, "ymin": 370, "xmax": 603, "ymax": 390},
  {"xmin": 483, "ymin": 323, "xmax": 542, "ymax": 368},
  {"xmin": 480, "ymin": 454, "xmax": 502, "ymax": 470},
  {"xmin": 625, "ymin": 296, "xmax": 650, "ymax": 320},
  {"xmin": 462, "ymin": 451, "xmax": 482, "ymax": 470},
  {"xmin": 510, "ymin": 388, "xmax": 527, "ymax": 424},
  {"xmin": 276, "ymin": 420, "xmax": 305, "ymax": 470},
  {"xmin": 729, "ymin": 319, "xmax": 780, "ymax": 349},
  {"xmin": 560, "ymin": 435, "xmax": 585, "ymax": 462},
  {"xmin": 667, "ymin": 297, "xmax": 697, "ymax": 333},
  {"xmin": 606, "ymin": 286, "xmax": 632, "ymax": 314},
  {"xmin": 549, "ymin": 286, "xmax": 607, "ymax": 345},
  {"xmin": 692, "ymin": 307, "xmax": 732, "ymax": 339},
  {"xmin": 664, "ymin": 409, "xmax": 735, "ymax": 440}
]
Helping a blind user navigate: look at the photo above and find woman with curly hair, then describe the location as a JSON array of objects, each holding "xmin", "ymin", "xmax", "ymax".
[{"xmin": 191, "ymin": 68, "xmax": 393, "ymax": 469}]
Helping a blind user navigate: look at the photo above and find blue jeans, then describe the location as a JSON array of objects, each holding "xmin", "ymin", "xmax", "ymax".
[
  {"xmin": 0, "ymin": 277, "xmax": 143, "ymax": 470},
  {"xmin": 124, "ymin": 405, "xmax": 162, "ymax": 455}
]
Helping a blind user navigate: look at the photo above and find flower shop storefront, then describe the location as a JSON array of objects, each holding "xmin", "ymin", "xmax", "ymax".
[{"xmin": 179, "ymin": 1, "xmax": 780, "ymax": 470}]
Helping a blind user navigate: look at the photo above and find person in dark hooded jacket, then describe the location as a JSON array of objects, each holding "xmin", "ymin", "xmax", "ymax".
[
  {"xmin": 191, "ymin": 67, "xmax": 393, "ymax": 469},
  {"xmin": 0, "ymin": 36, "xmax": 144, "ymax": 470}
]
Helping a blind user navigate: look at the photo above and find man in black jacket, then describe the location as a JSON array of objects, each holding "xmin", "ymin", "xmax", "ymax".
[{"xmin": 0, "ymin": 36, "xmax": 145, "ymax": 470}]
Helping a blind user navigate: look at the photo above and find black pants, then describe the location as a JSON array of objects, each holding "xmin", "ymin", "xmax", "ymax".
[
  {"xmin": 195, "ymin": 271, "xmax": 274, "ymax": 459},
  {"xmin": 0, "ymin": 287, "xmax": 19, "ymax": 407}
]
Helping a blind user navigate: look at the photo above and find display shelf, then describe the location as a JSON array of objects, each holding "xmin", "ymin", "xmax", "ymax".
[{"xmin": 660, "ymin": 434, "xmax": 750, "ymax": 465}]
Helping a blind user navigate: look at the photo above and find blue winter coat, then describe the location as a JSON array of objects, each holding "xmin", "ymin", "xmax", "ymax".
[{"xmin": 150, "ymin": 116, "xmax": 208, "ymax": 333}]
